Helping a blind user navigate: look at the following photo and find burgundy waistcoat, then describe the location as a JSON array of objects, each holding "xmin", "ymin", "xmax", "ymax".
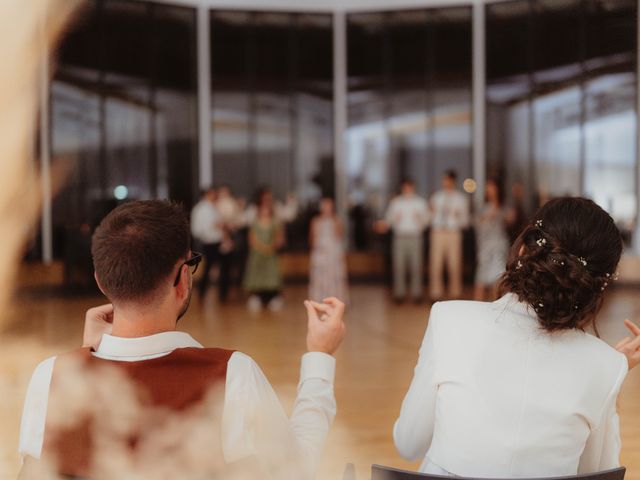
[{"xmin": 41, "ymin": 346, "xmax": 234, "ymax": 478}]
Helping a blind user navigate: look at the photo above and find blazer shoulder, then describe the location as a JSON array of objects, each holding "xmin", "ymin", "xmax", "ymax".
[
  {"xmin": 576, "ymin": 332, "xmax": 628, "ymax": 379},
  {"xmin": 431, "ymin": 299, "xmax": 495, "ymax": 320},
  {"xmin": 429, "ymin": 299, "xmax": 495, "ymax": 333}
]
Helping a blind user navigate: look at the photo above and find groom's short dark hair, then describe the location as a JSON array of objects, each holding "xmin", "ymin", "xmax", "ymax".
[{"xmin": 91, "ymin": 200, "xmax": 190, "ymax": 302}]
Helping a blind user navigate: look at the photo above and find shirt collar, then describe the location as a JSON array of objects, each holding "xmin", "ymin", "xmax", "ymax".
[
  {"xmin": 96, "ymin": 331, "xmax": 203, "ymax": 359},
  {"xmin": 492, "ymin": 292, "xmax": 541, "ymax": 329}
]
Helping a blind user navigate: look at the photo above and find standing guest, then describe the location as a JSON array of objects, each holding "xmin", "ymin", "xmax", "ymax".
[
  {"xmin": 19, "ymin": 200, "xmax": 346, "ymax": 480},
  {"xmin": 381, "ymin": 179, "xmax": 429, "ymax": 304},
  {"xmin": 394, "ymin": 197, "xmax": 639, "ymax": 477},
  {"xmin": 309, "ymin": 197, "xmax": 348, "ymax": 304},
  {"xmin": 215, "ymin": 185, "xmax": 241, "ymax": 303},
  {"xmin": 243, "ymin": 195, "xmax": 285, "ymax": 312},
  {"xmin": 474, "ymin": 178, "xmax": 510, "ymax": 301},
  {"xmin": 190, "ymin": 188, "xmax": 223, "ymax": 300},
  {"xmin": 237, "ymin": 187, "xmax": 297, "ymax": 291},
  {"xmin": 429, "ymin": 170, "xmax": 469, "ymax": 301}
]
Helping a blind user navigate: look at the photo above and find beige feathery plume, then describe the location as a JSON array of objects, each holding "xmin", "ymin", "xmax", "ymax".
[
  {"xmin": 0, "ymin": 1, "xmax": 79, "ymax": 476},
  {"xmin": 0, "ymin": 0, "xmax": 79, "ymax": 319}
]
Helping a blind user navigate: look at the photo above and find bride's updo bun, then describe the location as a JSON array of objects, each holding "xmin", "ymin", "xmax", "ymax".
[{"xmin": 500, "ymin": 197, "xmax": 622, "ymax": 332}]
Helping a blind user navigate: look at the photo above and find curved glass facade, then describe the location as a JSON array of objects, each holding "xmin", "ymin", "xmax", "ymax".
[{"xmin": 45, "ymin": 0, "xmax": 639, "ymax": 260}]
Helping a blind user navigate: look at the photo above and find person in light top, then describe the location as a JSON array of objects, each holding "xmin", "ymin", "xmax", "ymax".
[
  {"xmin": 190, "ymin": 188, "xmax": 224, "ymax": 300},
  {"xmin": 428, "ymin": 170, "xmax": 469, "ymax": 300},
  {"xmin": 382, "ymin": 179, "xmax": 430, "ymax": 304}
]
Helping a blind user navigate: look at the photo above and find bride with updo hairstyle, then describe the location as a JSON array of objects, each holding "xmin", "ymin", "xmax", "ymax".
[
  {"xmin": 394, "ymin": 197, "xmax": 640, "ymax": 478},
  {"xmin": 501, "ymin": 197, "xmax": 622, "ymax": 333}
]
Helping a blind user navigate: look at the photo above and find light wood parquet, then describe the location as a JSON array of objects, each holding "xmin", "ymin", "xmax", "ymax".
[{"xmin": 0, "ymin": 275, "xmax": 638, "ymax": 479}]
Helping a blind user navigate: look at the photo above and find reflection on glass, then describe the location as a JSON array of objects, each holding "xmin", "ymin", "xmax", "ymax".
[
  {"xmin": 531, "ymin": 0, "xmax": 582, "ymax": 201},
  {"xmin": 431, "ymin": 8, "xmax": 473, "ymax": 194},
  {"xmin": 346, "ymin": 8, "xmax": 472, "ymax": 250},
  {"xmin": 584, "ymin": 0, "xmax": 637, "ymax": 232},
  {"xmin": 209, "ymin": 11, "xmax": 333, "ymax": 211},
  {"xmin": 347, "ymin": 11, "xmax": 388, "ymax": 242},
  {"xmin": 485, "ymin": 0, "xmax": 533, "ymax": 208},
  {"xmin": 584, "ymin": 76, "xmax": 636, "ymax": 227},
  {"xmin": 486, "ymin": 0, "xmax": 637, "ymax": 243},
  {"xmin": 533, "ymin": 86, "xmax": 582, "ymax": 200},
  {"xmin": 51, "ymin": 0, "xmax": 199, "ymax": 260}
]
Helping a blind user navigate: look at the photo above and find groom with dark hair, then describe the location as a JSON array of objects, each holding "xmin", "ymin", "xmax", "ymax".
[{"xmin": 19, "ymin": 200, "xmax": 346, "ymax": 479}]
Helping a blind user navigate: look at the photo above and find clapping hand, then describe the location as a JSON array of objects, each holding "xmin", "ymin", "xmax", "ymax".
[
  {"xmin": 82, "ymin": 303, "xmax": 114, "ymax": 349},
  {"xmin": 305, "ymin": 297, "xmax": 346, "ymax": 355},
  {"xmin": 616, "ymin": 319, "xmax": 640, "ymax": 370}
]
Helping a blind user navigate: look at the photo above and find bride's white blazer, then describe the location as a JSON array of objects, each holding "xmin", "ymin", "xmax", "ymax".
[{"xmin": 394, "ymin": 293, "xmax": 628, "ymax": 477}]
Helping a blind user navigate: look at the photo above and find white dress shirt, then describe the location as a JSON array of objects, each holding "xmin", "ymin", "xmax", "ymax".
[
  {"xmin": 19, "ymin": 332, "xmax": 336, "ymax": 479},
  {"xmin": 394, "ymin": 293, "xmax": 628, "ymax": 477},
  {"xmin": 385, "ymin": 194, "xmax": 430, "ymax": 236},
  {"xmin": 191, "ymin": 200, "xmax": 223, "ymax": 244},
  {"xmin": 429, "ymin": 190, "xmax": 469, "ymax": 230}
]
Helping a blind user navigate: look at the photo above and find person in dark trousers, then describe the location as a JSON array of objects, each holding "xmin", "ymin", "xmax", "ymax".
[{"xmin": 190, "ymin": 188, "xmax": 223, "ymax": 300}]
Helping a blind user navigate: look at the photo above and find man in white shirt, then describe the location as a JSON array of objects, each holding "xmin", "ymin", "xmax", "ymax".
[
  {"xmin": 382, "ymin": 179, "xmax": 429, "ymax": 303},
  {"xmin": 429, "ymin": 170, "xmax": 469, "ymax": 300},
  {"xmin": 190, "ymin": 188, "xmax": 224, "ymax": 300},
  {"xmin": 215, "ymin": 185, "xmax": 241, "ymax": 303},
  {"xmin": 19, "ymin": 200, "xmax": 345, "ymax": 479}
]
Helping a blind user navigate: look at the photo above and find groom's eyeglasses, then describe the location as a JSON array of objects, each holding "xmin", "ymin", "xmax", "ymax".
[{"xmin": 173, "ymin": 252, "xmax": 203, "ymax": 286}]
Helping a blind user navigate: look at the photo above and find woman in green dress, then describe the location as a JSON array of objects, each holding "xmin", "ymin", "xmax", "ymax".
[{"xmin": 243, "ymin": 197, "xmax": 285, "ymax": 311}]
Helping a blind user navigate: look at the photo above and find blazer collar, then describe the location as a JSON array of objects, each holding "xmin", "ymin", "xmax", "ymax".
[{"xmin": 492, "ymin": 292, "xmax": 542, "ymax": 329}]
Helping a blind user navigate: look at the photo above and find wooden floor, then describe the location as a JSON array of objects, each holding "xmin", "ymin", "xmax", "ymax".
[{"xmin": 0, "ymin": 279, "xmax": 639, "ymax": 479}]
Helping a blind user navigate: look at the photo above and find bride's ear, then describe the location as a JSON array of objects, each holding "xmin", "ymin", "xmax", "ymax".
[{"xmin": 518, "ymin": 245, "xmax": 526, "ymax": 256}]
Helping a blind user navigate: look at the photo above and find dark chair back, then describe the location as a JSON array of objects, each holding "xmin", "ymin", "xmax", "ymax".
[{"xmin": 371, "ymin": 465, "xmax": 626, "ymax": 480}]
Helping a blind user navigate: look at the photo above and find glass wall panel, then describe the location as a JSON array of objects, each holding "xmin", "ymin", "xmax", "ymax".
[
  {"xmin": 430, "ymin": 7, "xmax": 473, "ymax": 194},
  {"xmin": 209, "ymin": 11, "xmax": 333, "ymax": 213},
  {"xmin": 295, "ymin": 14, "xmax": 334, "ymax": 202},
  {"xmin": 531, "ymin": 0, "xmax": 582, "ymax": 200},
  {"xmin": 486, "ymin": 0, "xmax": 534, "ymax": 210},
  {"xmin": 346, "ymin": 8, "xmax": 473, "ymax": 251},
  {"xmin": 50, "ymin": 0, "xmax": 198, "ymax": 262},
  {"xmin": 346, "ymin": 12, "xmax": 390, "ymax": 249},
  {"xmin": 486, "ymin": 0, "xmax": 637, "ymax": 243},
  {"xmin": 583, "ymin": 0, "xmax": 637, "ymax": 237},
  {"xmin": 210, "ymin": 12, "xmax": 252, "ymax": 199}
]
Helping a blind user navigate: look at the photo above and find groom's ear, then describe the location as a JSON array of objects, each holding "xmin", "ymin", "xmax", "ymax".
[{"xmin": 94, "ymin": 272, "xmax": 107, "ymax": 297}]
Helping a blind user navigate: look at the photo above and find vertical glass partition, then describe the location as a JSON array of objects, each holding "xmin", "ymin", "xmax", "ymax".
[
  {"xmin": 346, "ymin": 7, "xmax": 473, "ymax": 251},
  {"xmin": 50, "ymin": 0, "xmax": 198, "ymax": 259}
]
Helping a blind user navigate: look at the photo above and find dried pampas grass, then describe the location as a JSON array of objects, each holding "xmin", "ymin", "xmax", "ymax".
[
  {"xmin": 0, "ymin": 0, "xmax": 79, "ymax": 321},
  {"xmin": 0, "ymin": 1, "xmax": 78, "ymax": 476}
]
